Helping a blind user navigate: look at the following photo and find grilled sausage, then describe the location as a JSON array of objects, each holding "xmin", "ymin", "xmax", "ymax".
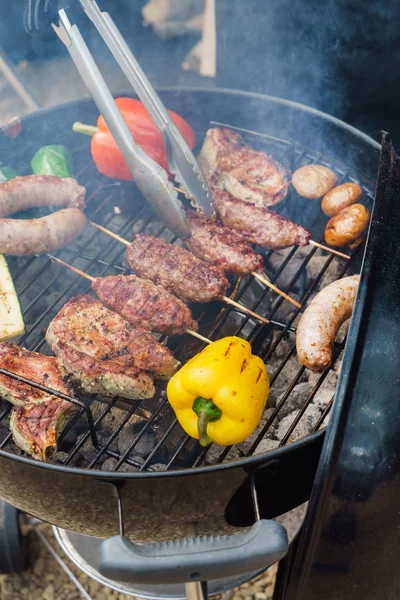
[
  {"xmin": 321, "ymin": 182, "xmax": 363, "ymax": 216},
  {"xmin": 292, "ymin": 165, "xmax": 337, "ymax": 199},
  {"xmin": 325, "ymin": 204, "xmax": 370, "ymax": 248},
  {"xmin": 0, "ymin": 208, "xmax": 87, "ymax": 255},
  {"xmin": 296, "ymin": 275, "xmax": 359, "ymax": 372},
  {"xmin": 0, "ymin": 175, "xmax": 86, "ymax": 217}
]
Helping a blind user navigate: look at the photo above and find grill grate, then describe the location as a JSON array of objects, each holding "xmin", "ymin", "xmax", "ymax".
[{"xmin": 0, "ymin": 123, "xmax": 373, "ymax": 473}]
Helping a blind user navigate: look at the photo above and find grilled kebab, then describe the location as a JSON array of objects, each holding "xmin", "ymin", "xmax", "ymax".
[
  {"xmin": 126, "ymin": 235, "xmax": 230, "ymax": 304},
  {"xmin": 92, "ymin": 274, "xmax": 198, "ymax": 335},
  {"xmin": 212, "ymin": 184, "xmax": 311, "ymax": 250},
  {"xmin": 0, "ymin": 342, "xmax": 77, "ymax": 460},
  {"xmin": 198, "ymin": 127, "xmax": 289, "ymax": 207},
  {"xmin": 46, "ymin": 295, "xmax": 179, "ymax": 398},
  {"xmin": 184, "ymin": 209, "xmax": 264, "ymax": 275}
]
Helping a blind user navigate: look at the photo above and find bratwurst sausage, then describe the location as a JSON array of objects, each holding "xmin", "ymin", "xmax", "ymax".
[
  {"xmin": 0, "ymin": 208, "xmax": 87, "ymax": 255},
  {"xmin": 0, "ymin": 175, "xmax": 86, "ymax": 217},
  {"xmin": 296, "ymin": 275, "xmax": 359, "ymax": 372}
]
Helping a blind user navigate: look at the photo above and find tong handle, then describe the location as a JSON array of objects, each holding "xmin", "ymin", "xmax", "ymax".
[{"xmin": 79, "ymin": 0, "xmax": 184, "ymax": 140}]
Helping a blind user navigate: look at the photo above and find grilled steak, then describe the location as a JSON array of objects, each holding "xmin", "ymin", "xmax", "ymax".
[
  {"xmin": 0, "ymin": 342, "xmax": 77, "ymax": 460},
  {"xmin": 10, "ymin": 398, "xmax": 75, "ymax": 461},
  {"xmin": 212, "ymin": 185, "xmax": 311, "ymax": 250},
  {"xmin": 92, "ymin": 274, "xmax": 198, "ymax": 335},
  {"xmin": 126, "ymin": 234, "xmax": 229, "ymax": 303},
  {"xmin": 184, "ymin": 210, "xmax": 264, "ymax": 275},
  {"xmin": 46, "ymin": 295, "xmax": 178, "ymax": 396},
  {"xmin": 0, "ymin": 342, "xmax": 73, "ymax": 406},
  {"xmin": 198, "ymin": 128, "xmax": 289, "ymax": 207}
]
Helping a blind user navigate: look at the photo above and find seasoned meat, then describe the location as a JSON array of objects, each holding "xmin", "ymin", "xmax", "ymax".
[
  {"xmin": 184, "ymin": 209, "xmax": 264, "ymax": 275},
  {"xmin": 0, "ymin": 342, "xmax": 73, "ymax": 406},
  {"xmin": 0, "ymin": 342, "xmax": 77, "ymax": 460},
  {"xmin": 296, "ymin": 275, "xmax": 359, "ymax": 372},
  {"xmin": 0, "ymin": 175, "xmax": 86, "ymax": 217},
  {"xmin": 46, "ymin": 294, "xmax": 178, "ymax": 394},
  {"xmin": 212, "ymin": 185, "xmax": 311, "ymax": 250},
  {"xmin": 126, "ymin": 234, "xmax": 229, "ymax": 303},
  {"xmin": 198, "ymin": 128, "xmax": 289, "ymax": 207},
  {"xmin": 0, "ymin": 208, "xmax": 87, "ymax": 256},
  {"xmin": 92, "ymin": 274, "xmax": 198, "ymax": 335},
  {"xmin": 10, "ymin": 398, "xmax": 75, "ymax": 461}
]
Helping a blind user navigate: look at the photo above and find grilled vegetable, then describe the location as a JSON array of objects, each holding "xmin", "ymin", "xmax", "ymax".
[
  {"xmin": 166, "ymin": 336, "xmax": 269, "ymax": 447},
  {"xmin": 292, "ymin": 165, "xmax": 337, "ymax": 199},
  {"xmin": 0, "ymin": 255, "xmax": 24, "ymax": 340},
  {"xmin": 0, "ymin": 167, "xmax": 17, "ymax": 183},
  {"xmin": 321, "ymin": 182, "xmax": 363, "ymax": 216},
  {"xmin": 72, "ymin": 97, "xmax": 195, "ymax": 181},
  {"xmin": 31, "ymin": 145, "xmax": 74, "ymax": 178},
  {"xmin": 325, "ymin": 204, "xmax": 370, "ymax": 248}
]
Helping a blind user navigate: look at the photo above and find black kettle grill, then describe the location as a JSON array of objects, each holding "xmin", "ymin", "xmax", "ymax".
[{"xmin": 0, "ymin": 88, "xmax": 396, "ymax": 600}]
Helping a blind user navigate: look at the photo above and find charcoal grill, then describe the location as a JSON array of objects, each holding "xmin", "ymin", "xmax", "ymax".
[{"xmin": 0, "ymin": 88, "xmax": 392, "ymax": 600}]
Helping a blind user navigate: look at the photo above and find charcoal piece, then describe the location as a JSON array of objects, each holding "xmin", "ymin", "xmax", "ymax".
[
  {"xmin": 276, "ymin": 405, "xmax": 322, "ymax": 444},
  {"xmin": 275, "ymin": 382, "xmax": 314, "ymax": 421},
  {"xmin": 150, "ymin": 463, "xmax": 167, "ymax": 472},
  {"xmin": 118, "ymin": 426, "xmax": 156, "ymax": 458}
]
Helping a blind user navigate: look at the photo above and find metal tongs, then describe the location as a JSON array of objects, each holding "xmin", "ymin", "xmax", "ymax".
[{"xmin": 52, "ymin": 1, "xmax": 212, "ymax": 238}]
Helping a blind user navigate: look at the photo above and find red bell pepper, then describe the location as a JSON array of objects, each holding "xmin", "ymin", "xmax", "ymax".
[{"xmin": 73, "ymin": 97, "xmax": 195, "ymax": 181}]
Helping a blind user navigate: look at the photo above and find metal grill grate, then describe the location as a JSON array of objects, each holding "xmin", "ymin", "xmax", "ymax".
[{"xmin": 0, "ymin": 123, "xmax": 373, "ymax": 472}]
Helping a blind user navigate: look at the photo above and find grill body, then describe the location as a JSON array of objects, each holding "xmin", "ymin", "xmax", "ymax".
[{"xmin": 0, "ymin": 89, "xmax": 380, "ymax": 542}]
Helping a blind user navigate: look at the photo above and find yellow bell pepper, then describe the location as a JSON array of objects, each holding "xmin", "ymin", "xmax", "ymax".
[{"xmin": 166, "ymin": 336, "xmax": 269, "ymax": 447}]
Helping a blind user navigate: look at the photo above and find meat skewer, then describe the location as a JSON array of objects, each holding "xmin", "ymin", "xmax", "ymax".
[
  {"xmin": 91, "ymin": 222, "xmax": 270, "ymax": 325},
  {"xmin": 183, "ymin": 209, "xmax": 301, "ymax": 308},
  {"xmin": 208, "ymin": 184, "xmax": 350, "ymax": 260},
  {"xmin": 46, "ymin": 294, "xmax": 179, "ymax": 399},
  {"xmin": 48, "ymin": 255, "xmax": 212, "ymax": 345}
]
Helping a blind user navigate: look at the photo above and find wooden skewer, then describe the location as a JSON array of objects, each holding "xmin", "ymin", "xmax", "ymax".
[
  {"xmin": 90, "ymin": 222, "xmax": 270, "ymax": 326},
  {"xmin": 48, "ymin": 254, "xmax": 210, "ymax": 344},
  {"xmin": 309, "ymin": 240, "xmax": 350, "ymax": 260},
  {"xmin": 222, "ymin": 296, "xmax": 270, "ymax": 325},
  {"xmin": 175, "ymin": 185, "xmax": 351, "ymax": 262},
  {"xmin": 252, "ymin": 271, "xmax": 301, "ymax": 309}
]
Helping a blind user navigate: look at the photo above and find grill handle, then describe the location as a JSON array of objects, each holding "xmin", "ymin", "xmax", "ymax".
[{"xmin": 98, "ymin": 519, "xmax": 288, "ymax": 584}]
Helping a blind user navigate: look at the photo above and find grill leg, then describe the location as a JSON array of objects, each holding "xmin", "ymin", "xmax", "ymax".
[{"xmin": 185, "ymin": 581, "xmax": 208, "ymax": 600}]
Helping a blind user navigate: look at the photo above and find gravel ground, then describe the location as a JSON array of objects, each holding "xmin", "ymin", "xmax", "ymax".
[{"xmin": 0, "ymin": 523, "xmax": 277, "ymax": 600}]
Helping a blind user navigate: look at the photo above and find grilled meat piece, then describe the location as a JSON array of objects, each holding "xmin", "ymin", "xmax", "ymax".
[
  {"xmin": 10, "ymin": 398, "xmax": 75, "ymax": 461},
  {"xmin": 0, "ymin": 208, "xmax": 87, "ymax": 256},
  {"xmin": 126, "ymin": 234, "xmax": 229, "ymax": 303},
  {"xmin": 92, "ymin": 274, "xmax": 198, "ymax": 335},
  {"xmin": 198, "ymin": 128, "xmax": 289, "ymax": 207},
  {"xmin": 212, "ymin": 185, "xmax": 311, "ymax": 250},
  {"xmin": 0, "ymin": 175, "xmax": 86, "ymax": 218},
  {"xmin": 0, "ymin": 342, "xmax": 73, "ymax": 406},
  {"xmin": 46, "ymin": 294, "xmax": 178, "ymax": 394},
  {"xmin": 184, "ymin": 210, "xmax": 264, "ymax": 275},
  {"xmin": 0, "ymin": 342, "xmax": 77, "ymax": 460}
]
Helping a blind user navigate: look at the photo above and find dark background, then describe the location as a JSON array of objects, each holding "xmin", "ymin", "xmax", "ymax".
[{"xmin": 2, "ymin": 0, "xmax": 400, "ymax": 141}]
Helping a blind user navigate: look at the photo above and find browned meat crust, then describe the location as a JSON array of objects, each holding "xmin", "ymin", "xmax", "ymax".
[
  {"xmin": 0, "ymin": 342, "xmax": 77, "ymax": 460},
  {"xmin": 92, "ymin": 274, "xmax": 198, "ymax": 335},
  {"xmin": 0, "ymin": 342, "xmax": 73, "ymax": 406},
  {"xmin": 184, "ymin": 210, "xmax": 264, "ymax": 275},
  {"xmin": 296, "ymin": 275, "xmax": 359, "ymax": 372},
  {"xmin": 198, "ymin": 128, "xmax": 289, "ymax": 207},
  {"xmin": 126, "ymin": 234, "xmax": 229, "ymax": 303},
  {"xmin": 10, "ymin": 398, "xmax": 75, "ymax": 460},
  {"xmin": 0, "ymin": 208, "xmax": 87, "ymax": 256},
  {"xmin": 46, "ymin": 294, "xmax": 178, "ymax": 391},
  {"xmin": 0, "ymin": 175, "xmax": 86, "ymax": 217},
  {"xmin": 212, "ymin": 185, "xmax": 311, "ymax": 250}
]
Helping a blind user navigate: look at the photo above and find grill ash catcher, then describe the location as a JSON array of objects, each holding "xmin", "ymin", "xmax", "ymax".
[{"xmin": 0, "ymin": 0, "xmax": 397, "ymax": 598}]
